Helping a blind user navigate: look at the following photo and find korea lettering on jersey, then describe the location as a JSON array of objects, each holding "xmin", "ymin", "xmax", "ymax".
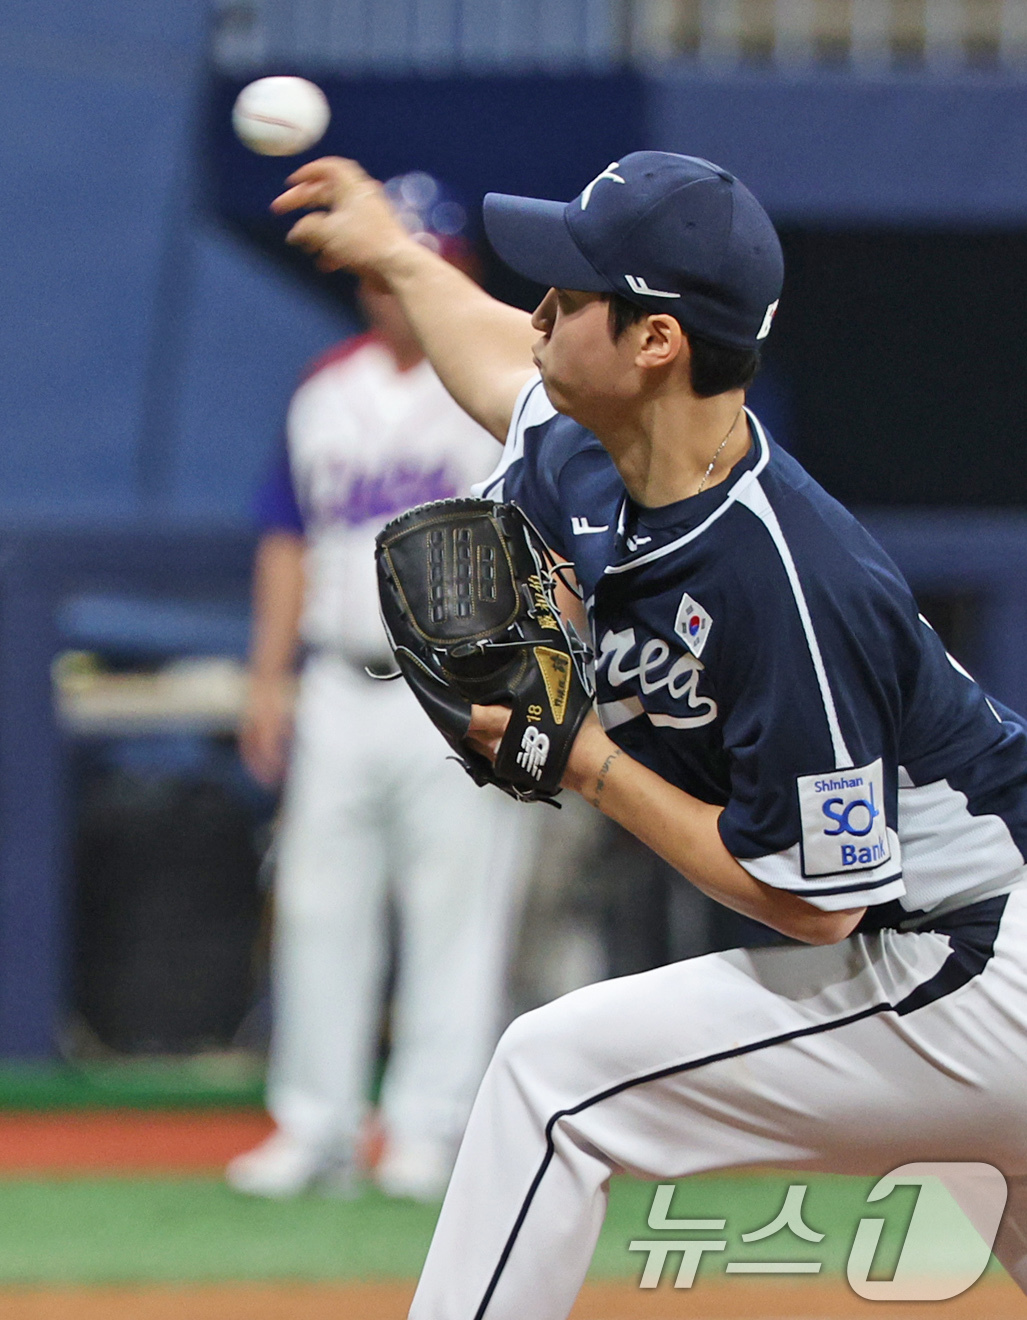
[
  {"xmin": 475, "ymin": 376, "xmax": 1027, "ymax": 923},
  {"xmin": 593, "ymin": 623, "xmax": 717, "ymax": 733}
]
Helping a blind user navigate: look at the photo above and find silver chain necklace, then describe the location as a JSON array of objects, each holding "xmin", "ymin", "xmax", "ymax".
[{"xmin": 695, "ymin": 408, "xmax": 743, "ymax": 495}]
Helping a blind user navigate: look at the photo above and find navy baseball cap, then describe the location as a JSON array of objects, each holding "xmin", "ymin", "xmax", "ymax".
[{"xmin": 483, "ymin": 152, "xmax": 783, "ymax": 350}]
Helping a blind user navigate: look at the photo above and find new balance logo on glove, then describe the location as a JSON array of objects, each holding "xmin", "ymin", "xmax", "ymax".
[{"xmin": 516, "ymin": 726, "xmax": 551, "ymax": 780}]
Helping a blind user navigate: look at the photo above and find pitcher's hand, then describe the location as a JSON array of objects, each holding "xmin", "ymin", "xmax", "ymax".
[
  {"xmin": 466, "ymin": 703, "xmax": 512, "ymax": 763},
  {"xmin": 272, "ymin": 157, "xmax": 415, "ymax": 277}
]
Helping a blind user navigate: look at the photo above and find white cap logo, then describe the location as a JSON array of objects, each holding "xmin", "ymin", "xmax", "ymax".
[
  {"xmin": 624, "ymin": 275, "xmax": 680, "ymax": 300},
  {"xmin": 756, "ymin": 298, "xmax": 779, "ymax": 340},
  {"xmin": 580, "ymin": 162, "xmax": 626, "ymax": 210}
]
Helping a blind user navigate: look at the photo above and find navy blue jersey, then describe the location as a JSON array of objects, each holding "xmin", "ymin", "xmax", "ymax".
[{"xmin": 477, "ymin": 377, "xmax": 1027, "ymax": 919}]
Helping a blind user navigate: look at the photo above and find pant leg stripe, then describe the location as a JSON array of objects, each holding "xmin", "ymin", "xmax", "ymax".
[
  {"xmin": 472, "ymin": 999, "xmax": 890, "ymax": 1320},
  {"xmin": 472, "ymin": 895, "xmax": 1010, "ymax": 1319}
]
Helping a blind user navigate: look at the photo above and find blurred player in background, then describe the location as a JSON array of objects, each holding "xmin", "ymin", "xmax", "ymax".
[{"xmin": 228, "ymin": 174, "xmax": 529, "ymax": 1201}]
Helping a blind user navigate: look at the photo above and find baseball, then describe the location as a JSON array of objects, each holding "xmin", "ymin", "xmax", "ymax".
[{"xmin": 232, "ymin": 76, "xmax": 331, "ymax": 157}]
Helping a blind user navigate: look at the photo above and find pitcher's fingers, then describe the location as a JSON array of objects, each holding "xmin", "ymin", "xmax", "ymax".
[
  {"xmin": 315, "ymin": 251, "xmax": 348, "ymax": 273},
  {"xmin": 271, "ymin": 179, "xmax": 334, "ymax": 214},
  {"xmin": 284, "ymin": 212, "xmax": 330, "ymax": 249},
  {"xmin": 272, "ymin": 161, "xmax": 346, "ymax": 212},
  {"xmin": 469, "ymin": 703, "xmax": 513, "ymax": 740},
  {"xmin": 285, "ymin": 155, "xmax": 365, "ymax": 187},
  {"xmin": 274, "ymin": 156, "xmax": 371, "ymax": 210}
]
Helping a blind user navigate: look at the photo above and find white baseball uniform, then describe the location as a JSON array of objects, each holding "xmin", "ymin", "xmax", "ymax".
[
  {"xmin": 256, "ymin": 335, "xmax": 529, "ymax": 1172},
  {"xmin": 407, "ymin": 379, "xmax": 1027, "ymax": 1316}
]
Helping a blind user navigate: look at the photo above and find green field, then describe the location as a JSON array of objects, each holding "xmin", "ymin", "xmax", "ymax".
[
  {"xmin": 0, "ymin": 1171, "xmax": 998, "ymax": 1287},
  {"xmin": 0, "ymin": 1059, "xmax": 265, "ymax": 1111}
]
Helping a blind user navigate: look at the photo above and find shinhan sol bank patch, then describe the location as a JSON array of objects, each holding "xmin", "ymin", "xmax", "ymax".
[{"xmin": 797, "ymin": 758, "xmax": 890, "ymax": 877}]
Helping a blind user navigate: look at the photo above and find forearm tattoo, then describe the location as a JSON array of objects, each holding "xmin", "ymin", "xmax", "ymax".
[{"xmin": 590, "ymin": 747, "xmax": 623, "ymax": 810}]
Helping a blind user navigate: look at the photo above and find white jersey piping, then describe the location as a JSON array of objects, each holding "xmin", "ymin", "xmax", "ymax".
[
  {"xmin": 474, "ymin": 376, "xmax": 554, "ymax": 500},
  {"xmin": 735, "ymin": 478, "xmax": 853, "ymax": 771}
]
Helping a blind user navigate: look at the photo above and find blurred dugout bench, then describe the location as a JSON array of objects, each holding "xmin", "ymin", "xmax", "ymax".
[
  {"xmin": 0, "ymin": 522, "xmax": 255, "ymax": 1060},
  {"xmin": 2, "ymin": 511, "xmax": 1027, "ymax": 1058}
]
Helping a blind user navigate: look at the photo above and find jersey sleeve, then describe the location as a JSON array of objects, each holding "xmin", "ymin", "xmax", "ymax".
[
  {"xmin": 472, "ymin": 375, "xmax": 568, "ymax": 556},
  {"xmin": 715, "ymin": 486, "xmax": 906, "ymax": 913},
  {"xmin": 253, "ymin": 443, "xmax": 305, "ymax": 536}
]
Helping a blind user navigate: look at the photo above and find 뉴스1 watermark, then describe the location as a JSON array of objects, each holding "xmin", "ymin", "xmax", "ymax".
[{"xmin": 629, "ymin": 1162, "xmax": 1007, "ymax": 1301}]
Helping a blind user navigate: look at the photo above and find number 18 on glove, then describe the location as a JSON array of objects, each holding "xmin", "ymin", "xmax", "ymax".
[{"xmin": 375, "ymin": 498, "xmax": 594, "ymax": 805}]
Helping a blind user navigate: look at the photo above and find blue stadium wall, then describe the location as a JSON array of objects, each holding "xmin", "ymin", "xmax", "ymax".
[{"xmin": 3, "ymin": 2, "xmax": 1027, "ymax": 524}]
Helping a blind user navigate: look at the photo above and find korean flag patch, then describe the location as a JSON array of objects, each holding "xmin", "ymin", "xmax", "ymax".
[{"xmin": 674, "ymin": 593, "xmax": 712, "ymax": 659}]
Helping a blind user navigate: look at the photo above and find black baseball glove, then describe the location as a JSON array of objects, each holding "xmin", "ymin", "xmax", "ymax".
[{"xmin": 375, "ymin": 497, "xmax": 594, "ymax": 805}]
